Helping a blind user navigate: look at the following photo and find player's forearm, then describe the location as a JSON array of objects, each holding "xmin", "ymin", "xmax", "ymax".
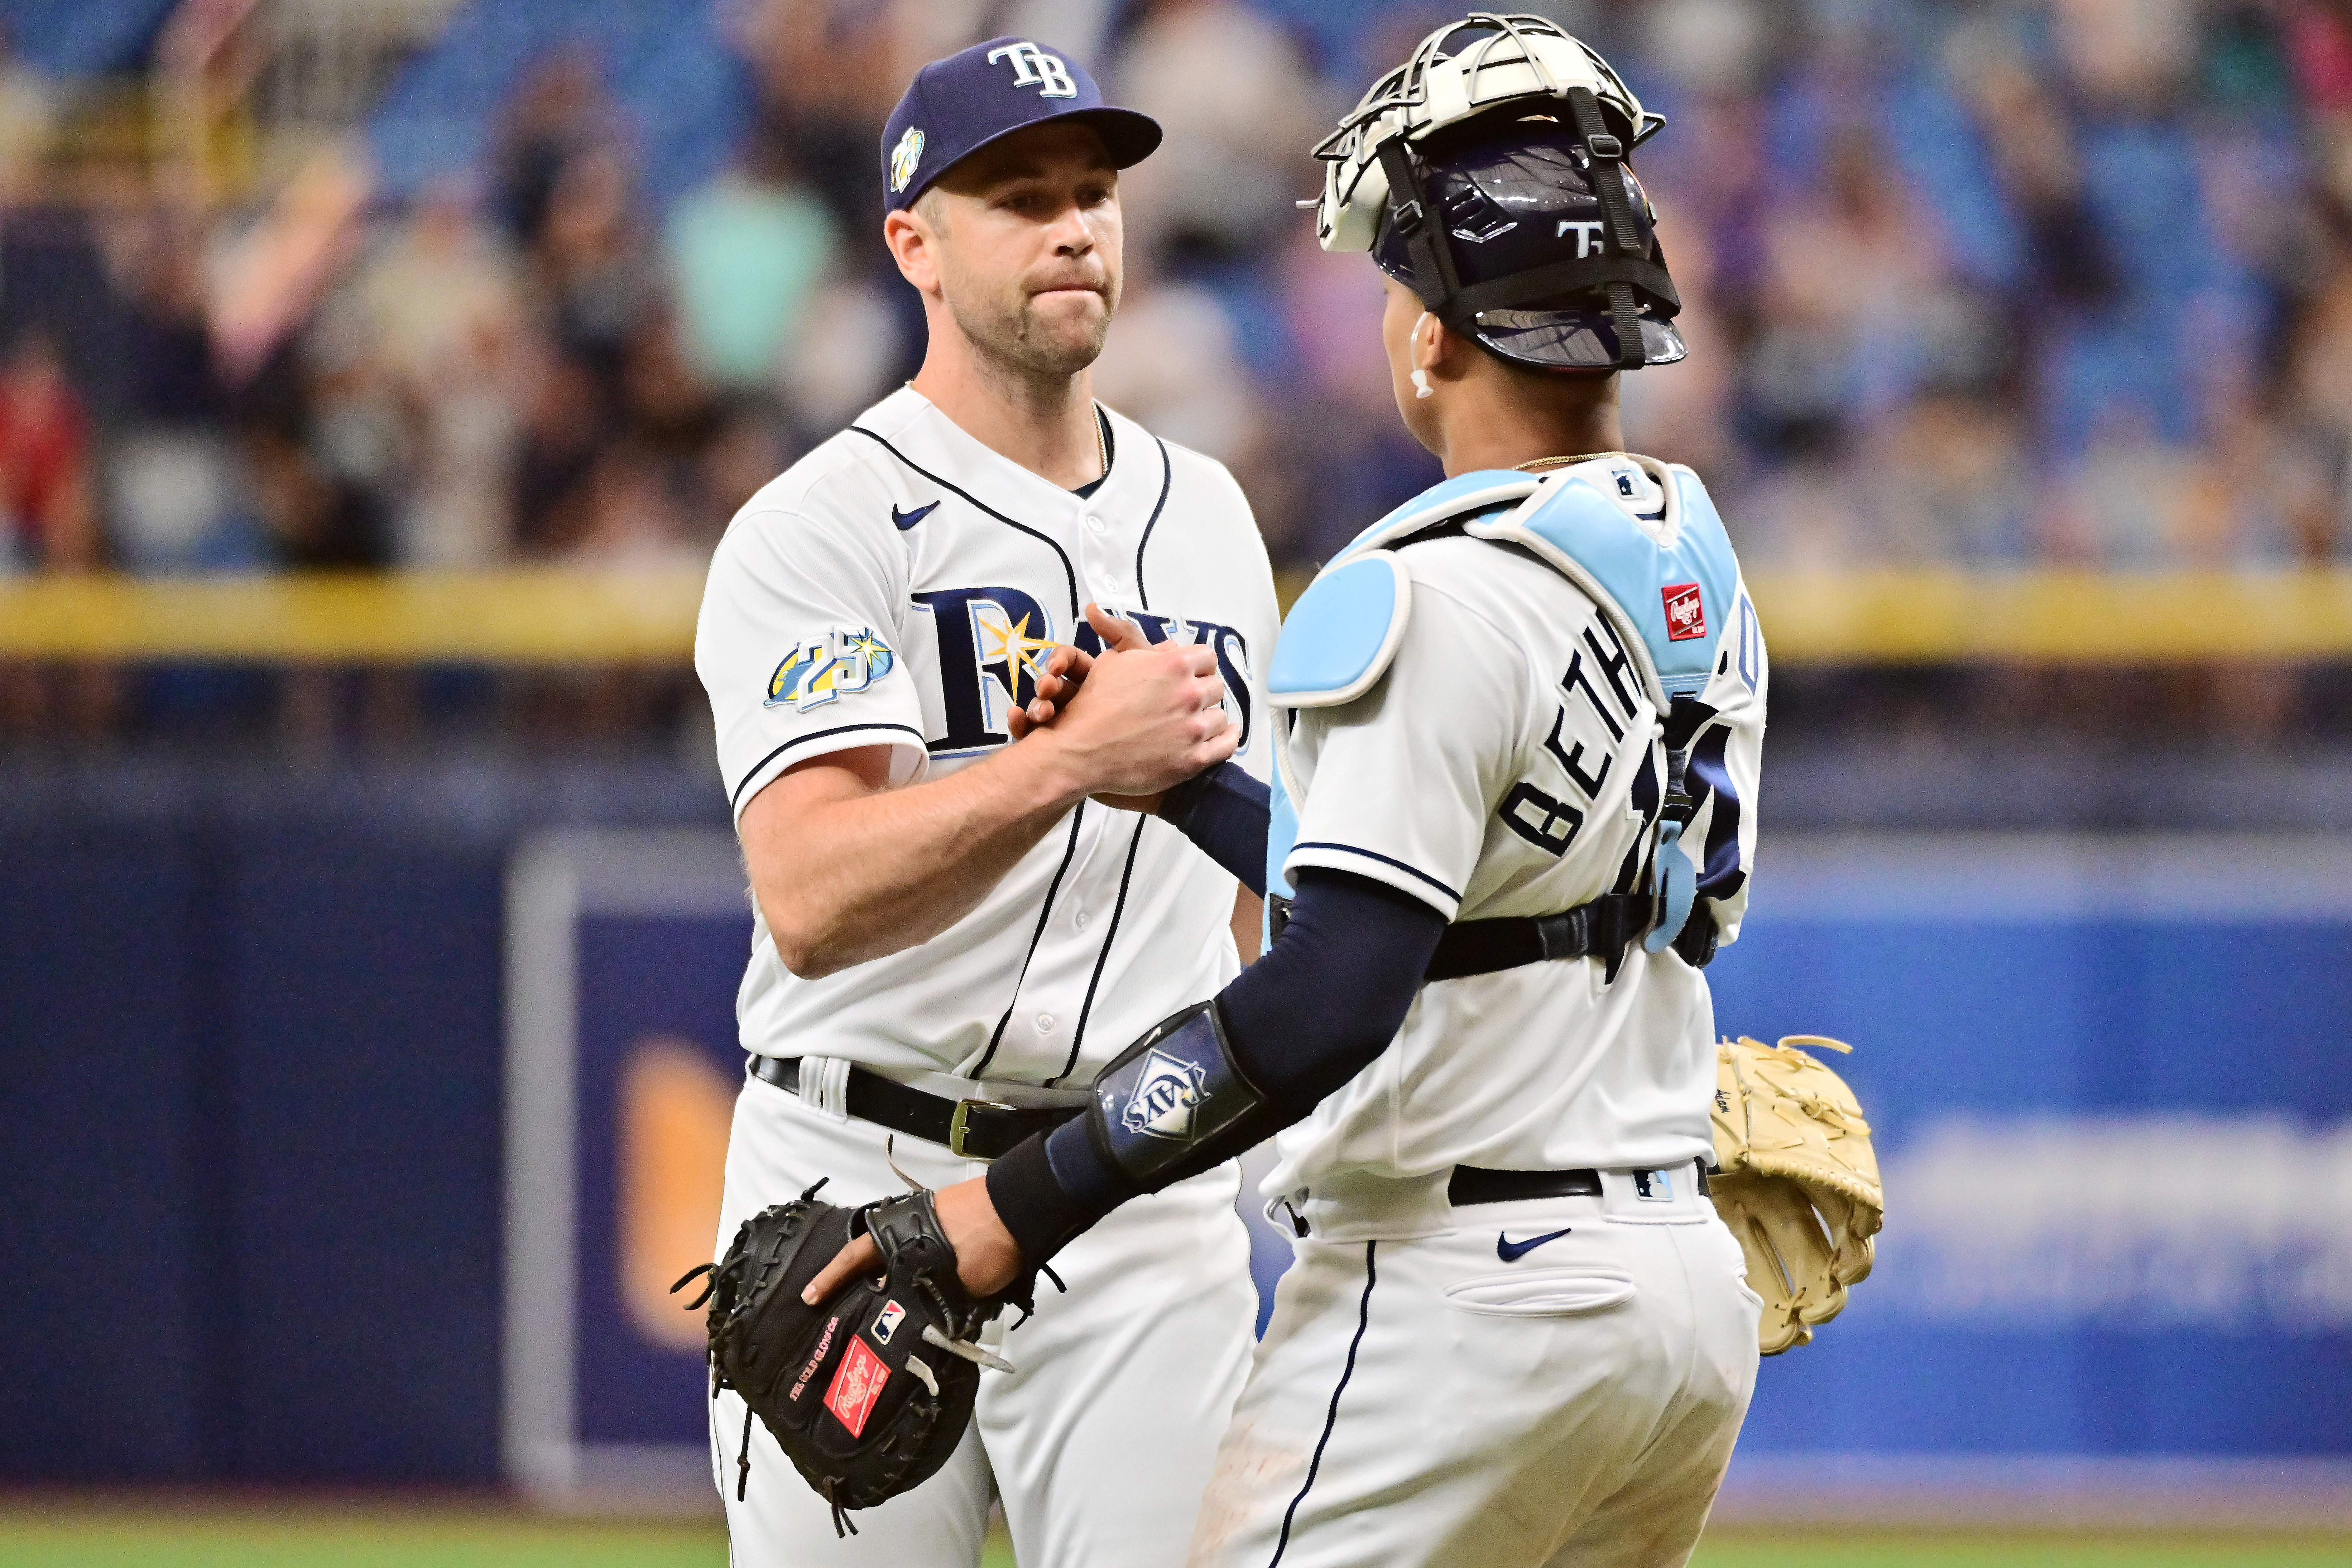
[
  {"xmin": 985, "ymin": 868, "xmax": 1444, "ymax": 1263},
  {"xmin": 1156, "ymin": 760, "xmax": 1271, "ymax": 895},
  {"xmin": 753, "ymin": 740, "xmax": 1091, "ymax": 978},
  {"xmin": 750, "ymin": 634, "xmax": 1236, "ymax": 977}
]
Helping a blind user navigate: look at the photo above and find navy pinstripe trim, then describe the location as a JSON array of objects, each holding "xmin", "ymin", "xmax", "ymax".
[
  {"xmin": 969, "ymin": 806, "xmax": 1087, "ymax": 1079},
  {"xmin": 1287, "ymin": 842, "xmax": 1460, "ymax": 902},
  {"xmin": 846, "ymin": 426, "xmax": 1079, "ymax": 619},
  {"xmin": 729, "ymin": 723, "xmax": 927, "ymax": 809},
  {"xmin": 1133, "ymin": 436, "xmax": 1173, "ymax": 610},
  {"xmin": 1268, "ymin": 1241, "xmax": 1377, "ymax": 1567},
  {"xmin": 1052, "ymin": 816, "xmax": 1147, "ymax": 1085}
]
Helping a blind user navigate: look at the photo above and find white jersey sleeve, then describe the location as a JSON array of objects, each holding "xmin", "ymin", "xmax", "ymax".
[
  {"xmin": 1280, "ymin": 581, "xmax": 1541, "ymax": 921},
  {"xmin": 697, "ymin": 503, "xmax": 926, "ymax": 824}
]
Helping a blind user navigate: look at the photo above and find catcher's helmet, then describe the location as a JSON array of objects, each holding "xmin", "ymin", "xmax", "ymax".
[{"xmin": 1312, "ymin": 12, "xmax": 1684, "ymax": 373}]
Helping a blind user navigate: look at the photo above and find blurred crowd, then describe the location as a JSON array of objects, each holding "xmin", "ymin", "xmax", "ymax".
[{"xmin": 0, "ymin": 0, "xmax": 2348, "ymax": 586}]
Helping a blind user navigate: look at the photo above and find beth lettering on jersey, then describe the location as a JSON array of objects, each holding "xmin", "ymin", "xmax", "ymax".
[
  {"xmin": 912, "ymin": 586, "xmax": 1253, "ymax": 756},
  {"xmin": 1500, "ymin": 613, "xmax": 1645, "ymax": 858}
]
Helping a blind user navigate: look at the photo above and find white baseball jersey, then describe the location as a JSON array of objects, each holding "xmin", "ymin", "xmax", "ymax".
[
  {"xmin": 1266, "ymin": 454, "xmax": 1768, "ymax": 1223},
  {"xmin": 694, "ymin": 387, "xmax": 1280, "ymax": 1086}
]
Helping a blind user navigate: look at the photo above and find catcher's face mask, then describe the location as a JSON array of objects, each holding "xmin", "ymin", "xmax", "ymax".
[{"xmin": 1312, "ymin": 12, "xmax": 1684, "ymax": 373}]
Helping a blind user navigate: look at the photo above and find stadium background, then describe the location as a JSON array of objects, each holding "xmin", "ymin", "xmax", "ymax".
[{"xmin": 1, "ymin": 0, "xmax": 2349, "ymax": 1564}]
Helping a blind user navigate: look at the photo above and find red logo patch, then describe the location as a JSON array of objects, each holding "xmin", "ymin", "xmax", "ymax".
[
  {"xmin": 1662, "ymin": 582, "xmax": 1705, "ymax": 641},
  {"xmin": 823, "ymin": 1337, "xmax": 891, "ymax": 1438}
]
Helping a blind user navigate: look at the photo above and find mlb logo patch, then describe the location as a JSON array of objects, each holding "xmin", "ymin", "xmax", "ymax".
[
  {"xmin": 872, "ymin": 1299, "xmax": 906, "ymax": 1346},
  {"xmin": 1662, "ymin": 583, "xmax": 1705, "ymax": 641},
  {"xmin": 1633, "ymin": 1169, "xmax": 1675, "ymax": 1202},
  {"xmin": 824, "ymin": 1337, "xmax": 891, "ymax": 1438}
]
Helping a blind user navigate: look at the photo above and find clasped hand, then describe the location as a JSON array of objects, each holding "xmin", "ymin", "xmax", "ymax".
[
  {"xmin": 1009, "ymin": 603, "xmax": 1229, "ymax": 810},
  {"xmin": 802, "ymin": 606, "xmax": 1227, "ymax": 1309}
]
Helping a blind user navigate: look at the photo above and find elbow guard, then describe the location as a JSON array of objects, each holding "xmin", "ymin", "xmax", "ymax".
[{"xmin": 1084, "ymin": 1000, "xmax": 1276, "ymax": 1193}]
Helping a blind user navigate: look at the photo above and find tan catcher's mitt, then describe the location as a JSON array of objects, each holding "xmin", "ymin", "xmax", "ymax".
[{"xmin": 1709, "ymin": 1034, "xmax": 1884, "ymax": 1355}]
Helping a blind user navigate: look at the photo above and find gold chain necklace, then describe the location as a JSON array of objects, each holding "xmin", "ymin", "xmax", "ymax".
[
  {"xmin": 1094, "ymin": 407, "xmax": 1109, "ymax": 481},
  {"xmin": 1513, "ymin": 451, "xmax": 1622, "ymax": 473}
]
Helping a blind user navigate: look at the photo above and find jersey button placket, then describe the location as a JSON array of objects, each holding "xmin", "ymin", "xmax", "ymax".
[{"xmin": 1078, "ymin": 504, "xmax": 1126, "ymax": 607}]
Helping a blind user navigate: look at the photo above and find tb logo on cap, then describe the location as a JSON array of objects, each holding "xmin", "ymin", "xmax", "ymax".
[{"xmin": 987, "ymin": 40, "xmax": 1077, "ymax": 99}]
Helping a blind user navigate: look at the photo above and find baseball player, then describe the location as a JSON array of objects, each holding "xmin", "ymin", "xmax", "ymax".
[
  {"xmin": 807, "ymin": 16, "xmax": 1768, "ymax": 1565},
  {"xmin": 692, "ymin": 37, "xmax": 1279, "ymax": 1568}
]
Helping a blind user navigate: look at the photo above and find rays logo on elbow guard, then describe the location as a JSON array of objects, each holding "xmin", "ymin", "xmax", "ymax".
[{"xmin": 1122, "ymin": 1049, "xmax": 1209, "ymax": 1141}]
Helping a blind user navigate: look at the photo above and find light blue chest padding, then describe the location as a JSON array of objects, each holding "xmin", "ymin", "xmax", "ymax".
[
  {"xmin": 1262, "ymin": 482, "xmax": 1530, "ymax": 913},
  {"xmin": 1333, "ymin": 471, "xmax": 1545, "ymax": 564},
  {"xmin": 1264, "ymin": 473, "xmax": 1542, "ymax": 712},
  {"xmin": 1648, "ymin": 815, "xmax": 1698, "ymax": 954},
  {"xmin": 1263, "ymin": 554, "xmax": 1411, "ymax": 709},
  {"xmin": 1466, "ymin": 465, "xmax": 1739, "ymax": 951},
  {"xmin": 1263, "ymin": 462, "xmax": 1742, "ymax": 960},
  {"xmin": 1468, "ymin": 466, "xmax": 1738, "ymax": 705}
]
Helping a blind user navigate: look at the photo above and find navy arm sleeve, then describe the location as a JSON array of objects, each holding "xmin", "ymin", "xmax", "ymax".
[
  {"xmin": 985, "ymin": 866, "xmax": 1445, "ymax": 1261},
  {"xmin": 1155, "ymin": 760, "xmax": 1271, "ymax": 897}
]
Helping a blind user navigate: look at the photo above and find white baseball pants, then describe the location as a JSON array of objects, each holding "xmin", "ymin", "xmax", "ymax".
[
  {"xmin": 711, "ymin": 1070, "xmax": 1259, "ymax": 1568},
  {"xmin": 1186, "ymin": 1166, "xmax": 1761, "ymax": 1568}
]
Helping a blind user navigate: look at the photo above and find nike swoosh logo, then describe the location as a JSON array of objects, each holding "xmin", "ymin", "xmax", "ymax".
[
  {"xmin": 890, "ymin": 500, "xmax": 940, "ymax": 531},
  {"xmin": 1496, "ymin": 1227, "xmax": 1573, "ymax": 1263}
]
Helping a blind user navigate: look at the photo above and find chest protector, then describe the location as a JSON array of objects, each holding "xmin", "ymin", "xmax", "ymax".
[{"xmin": 1263, "ymin": 459, "xmax": 1739, "ymax": 968}]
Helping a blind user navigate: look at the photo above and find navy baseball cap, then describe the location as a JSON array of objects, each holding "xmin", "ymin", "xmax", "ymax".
[{"xmin": 881, "ymin": 38, "xmax": 1161, "ymax": 212}]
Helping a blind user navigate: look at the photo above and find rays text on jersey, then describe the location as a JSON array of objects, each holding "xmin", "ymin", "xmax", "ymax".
[{"xmin": 912, "ymin": 588, "xmax": 1253, "ymax": 756}]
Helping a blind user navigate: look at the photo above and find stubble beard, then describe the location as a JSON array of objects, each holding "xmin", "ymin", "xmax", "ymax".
[{"xmin": 949, "ymin": 279, "xmax": 1116, "ymax": 392}]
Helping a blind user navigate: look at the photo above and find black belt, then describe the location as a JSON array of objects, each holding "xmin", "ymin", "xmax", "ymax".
[
  {"xmin": 1269, "ymin": 891, "xmax": 1715, "ymax": 983},
  {"xmin": 1448, "ymin": 1162, "xmax": 1710, "ymax": 1205},
  {"xmin": 749, "ymin": 1055, "xmax": 1080, "ymax": 1161},
  {"xmin": 1426, "ymin": 895, "xmax": 1716, "ymax": 981}
]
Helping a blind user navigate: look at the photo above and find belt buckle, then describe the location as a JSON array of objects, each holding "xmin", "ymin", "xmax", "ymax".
[{"xmin": 947, "ymin": 1098, "xmax": 1015, "ymax": 1159}]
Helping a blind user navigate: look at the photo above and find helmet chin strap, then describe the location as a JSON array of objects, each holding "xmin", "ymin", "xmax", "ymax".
[
  {"xmin": 1379, "ymin": 136, "xmax": 1463, "ymax": 324},
  {"xmin": 1560, "ymin": 86, "xmax": 1650, "ymax": 372}
]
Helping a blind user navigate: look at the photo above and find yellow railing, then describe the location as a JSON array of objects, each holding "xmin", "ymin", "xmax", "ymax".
[
  {"xmin": 3, "ymin": 569, "xmax": 2350, "ymax": 665},
  {"xmin": 0, "ymin": 570, "xmax": 709, "ymax": 663},
  {"xmin": 1744, "ymin": 570, "xmax": 2352, "ymax": 663}
]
